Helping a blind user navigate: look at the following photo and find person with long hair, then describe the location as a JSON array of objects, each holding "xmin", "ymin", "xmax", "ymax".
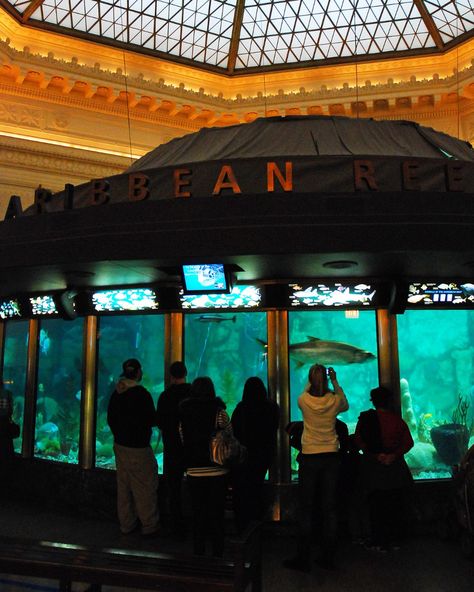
[
  {"xmin": 284, "ymin": 364, "xmax": 349, "ymax": 572},
  {"xmin": 231, "ymin": 377, "xmax": 280, "ymax": 532},
  {"xmin": 179, "ymin": 376, "xmax": 230, "ymax": 557}
]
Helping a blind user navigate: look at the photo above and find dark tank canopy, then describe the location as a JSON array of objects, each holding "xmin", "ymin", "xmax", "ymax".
[{"xmin": 0, "ymin": 115, "xmax": 474, "ymax": 295}]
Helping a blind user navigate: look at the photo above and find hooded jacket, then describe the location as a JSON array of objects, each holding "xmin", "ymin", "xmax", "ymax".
[
  {"xmin": 298, "ymin": 386, "xmax": 349, "ymax": 454},
  {"xmin": 107, "ymin": 378, "xmax": 156, "ymax": 448}
]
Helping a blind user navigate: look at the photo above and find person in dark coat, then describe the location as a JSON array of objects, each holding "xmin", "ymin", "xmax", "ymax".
[
  {"xmin": 156, "ymin": 361, "xmax": 191, "ymax": 534},
  {"xmin": 231, "ymin": 377, "xmax": 280, "ymax": 532},
  {"xmin": 179, "ymin": 377, "xmax": 231, "ymax": 557},
  {"xmin": 107, "ymin": 358, "xmax": 159, "ymax": 536},
  {"xmin": 354, "ymin": 386, "xmax": 414, "ymax": 551},
  {"xmin": 0, "ymin": 379, "xmax": 16, "ymax": 490}
]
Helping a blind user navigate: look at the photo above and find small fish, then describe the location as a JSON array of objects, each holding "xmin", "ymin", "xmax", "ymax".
[
  {"xmin": 354, "ymin": 284, "xmax": 371, "ymax": 291},
  {"xmin": 197, "ymin": 314, "xmax": 237, "ymax": 323},
  {"xmin": 257, "ymin": 336, "xmax": 375, "ymax": 368}
]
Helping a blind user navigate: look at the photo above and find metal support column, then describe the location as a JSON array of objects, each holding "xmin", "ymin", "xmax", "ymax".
[
  {"xmin": 22, "ymin": 319, "xmax": 39, "ymax": 458},
  {"xmin": 376, "ymin": 309, "xmax": 401, "ymax": 411},
  {"xmin": 164, "ymin": 312, "xmax": 184, "ymax": 386},
  {"xmin": 80, "ymin": 316, "xmax": 98, "ymax": 469},
  {"xmin": 267, "ymin": 310, "xmax": 290, "ymax": 520}
]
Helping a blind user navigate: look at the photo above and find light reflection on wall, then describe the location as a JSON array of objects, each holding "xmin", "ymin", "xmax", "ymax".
[{"xmin": 180, "ymin": 285, "xmax": 262, "ymax": 309}]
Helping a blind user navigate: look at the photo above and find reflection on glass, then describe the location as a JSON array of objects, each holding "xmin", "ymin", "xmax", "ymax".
[
  {"xmin": 180, "ymin": 285, "xmax": 262, "ymax": 309},
  {"xmin": 30, "ymin": 295, "xmax": 58, "ymax": 316},
  {"xmin": 3, "ymin": 320, "xmax": 29, "ymax": 453},
  {"xmin": 92, "ymin": 288, "xmax": 159, "ymax": 312},
  {"xmin": 289, "ymin": 283, "xmax": 376, "ymax": 307},
  {"xmin": 96, "ymin": 315, "xmax": 165, "ymax": 469},
  {"xmin": 407, "ymin": 282, "xmax": 474, "ymax": 306},
  {"xmin": 0, "ymin": 299, "xmax": 22, "ymax": 319},
  {"xmin": 35, "ymin": 318, "xmax": 84, "ymax": 464},
  {"xmin": 184, "ymin": 312, "xmax": 267, "ymax": 417},
  {"xmin": 288, "ymin": 310, "xmax": 378, "ymax": 478},
  {"xmin": 398, "ymin": 310, "xmax": 474, "ymax": 480}
]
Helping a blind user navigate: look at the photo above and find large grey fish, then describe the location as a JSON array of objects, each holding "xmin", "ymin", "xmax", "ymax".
[
  {"xmin": 257, "ymin": 336, "xmax": 375, "ymax": 368},
  {"xmin": 197, "ymin": 314, "xmax": 236, "ymax": 323}
]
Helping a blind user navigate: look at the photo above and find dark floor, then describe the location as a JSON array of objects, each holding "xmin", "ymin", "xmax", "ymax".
[{"xmin": 0, "ymin": 497, "xmax": 473, "ymax": 592}]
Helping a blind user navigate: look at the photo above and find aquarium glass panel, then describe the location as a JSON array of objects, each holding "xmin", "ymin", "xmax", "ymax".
[
  {"xmin": 34, "ymin": 318, "xmax": 84, "ymax": 463},
  {"xmin": 397, "ymin": 310, "xmax": 474, "ymax": 480},
  {"xmin": 96, "ymin": 315, "xmax": 165, "ymax": 470},
  {"xmin": 184, "ymin": 312, "xmax": 268, "ymax": 417},
  {"xmin": 288, "ymin": 310, "xmax": 379, "ymax": 478},
  {"xmin": 3, "ymin": 320, "xmax": 29, "ymax": 453}
]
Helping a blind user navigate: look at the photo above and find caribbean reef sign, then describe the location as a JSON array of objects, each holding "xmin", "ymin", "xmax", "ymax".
[{"xmin": 3, "ymin": 155, "xmax": 472, "ymax": 221}]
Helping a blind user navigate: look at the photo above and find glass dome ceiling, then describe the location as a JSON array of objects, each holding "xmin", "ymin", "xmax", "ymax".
[{"xmin": 1, "ymin": 0, "xmax": 473, "ymax": 73}]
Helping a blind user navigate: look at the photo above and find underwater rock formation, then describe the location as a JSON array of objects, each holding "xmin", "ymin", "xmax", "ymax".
[{"xmin": 401, "ymin": 378, "xmax": 417, "ymax": 434}]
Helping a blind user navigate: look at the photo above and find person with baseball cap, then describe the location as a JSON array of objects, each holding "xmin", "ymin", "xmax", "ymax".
[{"xmin": 107, "ymin": 358, "xmax": 160, "ymax": 536}]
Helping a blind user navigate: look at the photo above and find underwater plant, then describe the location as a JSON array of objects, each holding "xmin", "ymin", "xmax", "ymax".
[{"xmin": 451, "ymin": 393, "xmax": 472, "ymax": 433}]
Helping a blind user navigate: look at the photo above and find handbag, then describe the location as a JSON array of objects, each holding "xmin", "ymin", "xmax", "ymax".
[{"xmin": 210, "ymin": 416, "xmax": 247, "ymax": 467}]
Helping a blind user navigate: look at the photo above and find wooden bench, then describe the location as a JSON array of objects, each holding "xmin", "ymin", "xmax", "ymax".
[{"xmin": 0, "ymin": 522, "xmax": 262, "ymax": 592}]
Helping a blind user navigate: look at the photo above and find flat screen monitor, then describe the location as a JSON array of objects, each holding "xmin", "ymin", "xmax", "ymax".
[
  {"xmin": 289, "ymin": 282, "xmax": 377, "ymax": 308},
  {"xmin": 0, "ymin": 298, "xmax": 22, "ymax": 319},
  {"xmin": 407, "ymin": 282, "xmax": 474, "ymax": 307},
  {"xmin": 92, "ymin": 288, "xmax": 159, "ymax": 313},
  {"xmin": 181, "ymin": 264, "xmax": 231, "ymax": 295}
]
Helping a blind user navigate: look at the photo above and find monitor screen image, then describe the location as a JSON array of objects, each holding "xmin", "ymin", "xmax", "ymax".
[
  {"xmin": 289, "ymin": 283, "xmax": 376, "ymax": 308},
  {"xmin": 407, "ymin": 282, "xmax": 474, "ymax": 306},
  {"xmin": 92, "ymin": 288, "xmax": 159, "ymax": 312},
  {"xmin": 180, "ymin": 285, "xmax": 261, "ymax": 309},
  {"xmin": 30, "ymin": 295, "xmax": 58, "ymax": 316},
  {"xmin": 0, "ymin": 299, "xmax": 22, "ymax": 319},
  {"xmin": 182, "ymin": 264, "xmax": 230, "ymax": 294}
]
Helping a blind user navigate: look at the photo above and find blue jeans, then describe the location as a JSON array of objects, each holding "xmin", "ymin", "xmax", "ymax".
[{"xmin": 296, "ymin": 452, "xmax": 341, "ymax": 561}]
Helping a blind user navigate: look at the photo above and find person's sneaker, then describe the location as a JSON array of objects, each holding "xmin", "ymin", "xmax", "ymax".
[{"xmin": 282, "ymin": 557, "xmax": 311, "ymax": 573}]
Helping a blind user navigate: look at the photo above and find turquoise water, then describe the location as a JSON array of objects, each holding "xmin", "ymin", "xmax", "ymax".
[
  {"xmin": 184, "ymin": 311, "xmax": 268, "ymax": 417},
  {"xmin": 2, "ymin": 319, "xmax": 28, "ymax": 454},
  {"xmin": 398, "ymin": 310, "xmax": 474, "ymax": 479},
  {"xmin": 95, "ymin": 315, "xmax": 165, "ymax": 469}
]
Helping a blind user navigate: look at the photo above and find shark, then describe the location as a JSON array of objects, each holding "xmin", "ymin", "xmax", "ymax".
[{"xmin": 257, "ymin": 336, "xmax": 375, "ymax": 368}]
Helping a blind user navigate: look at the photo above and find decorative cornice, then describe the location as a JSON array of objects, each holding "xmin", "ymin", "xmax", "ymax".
[
  {"xmin": 1, "ymin": 36, "xmax": 473, "ymax": 110},
  {"xmin": 0, "ymin": 135, "xmax": 127, "ymax": 179}
]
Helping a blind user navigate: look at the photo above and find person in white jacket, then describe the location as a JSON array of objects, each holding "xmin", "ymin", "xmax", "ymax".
[{"xmin": 284, "ymin": 364, "xmax": 349, "ymax": 572}]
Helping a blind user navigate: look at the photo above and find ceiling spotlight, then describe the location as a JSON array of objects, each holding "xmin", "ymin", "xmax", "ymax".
[{"xmin": 323, "ymin": 260, "xmax": 358, "ymax": 269}]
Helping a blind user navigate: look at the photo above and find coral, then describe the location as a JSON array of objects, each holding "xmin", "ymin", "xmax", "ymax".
[
  {"xmin": 452, "ymin": 394, "xmax": 472, "ymax": 432},
  {"xmin": 418, "ymin": 413, "xmax": 434, "ymax": 443},
  {"xmin": 400, "ymin": 378, "xmax": 417, "ymax": 434}
]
